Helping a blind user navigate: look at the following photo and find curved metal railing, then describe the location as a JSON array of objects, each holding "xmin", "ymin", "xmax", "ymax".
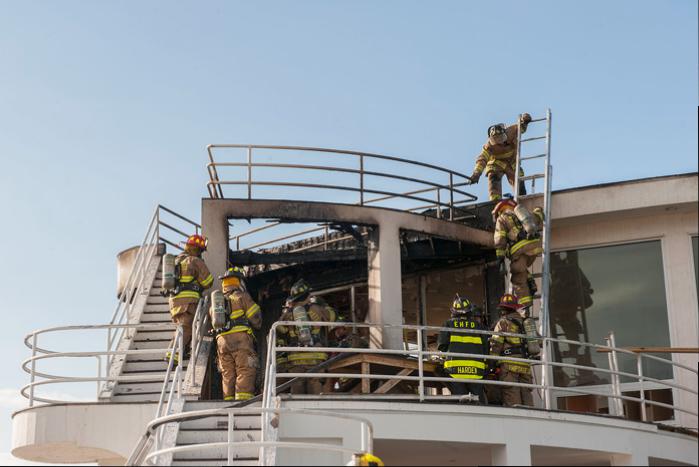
[
  {"xmin": 126, "ymin": 407, "xmax": 375, "ymax": 466},
  {"xmin": 21, "ymin": 323, "xmax": 178, "ymax": 406},
  {"xmin": 206, "ymin": 144, "xmax": 477, "ymax": 219},
  {"xmin": 263, "ymin": 321, "xmax": 699, "ymax": 427}
]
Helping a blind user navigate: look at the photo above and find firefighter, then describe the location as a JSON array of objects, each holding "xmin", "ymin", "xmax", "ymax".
[
  {"xmin": 277, "ymin": 279, "xmax": 336, "ymax": 395},
  {"xmin": 492, "ymin": 198, "xmax": 545, "ymax": 308},
  {"xmin": 213, "ymin": 267, "xmax": 262, "ymax": 401},
  {"xmin": 166, "ymin": 234, "xmax": 213, "ymax": 364},
  {"xmin": 489, "ymin": 294, "xmax": 533, "ymax": 407},
  {"xmin": 470, "ymin": 113, "xmax": 532, "ymax": 201},
  {"xmin": 437, "ymin": 295, "xmax": 489, "ymax": 403}
]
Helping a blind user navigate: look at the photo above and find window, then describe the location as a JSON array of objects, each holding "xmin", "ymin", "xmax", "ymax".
[{"xmin": 549, "ymin": 241, "xmax": 672, "ymax": 387}]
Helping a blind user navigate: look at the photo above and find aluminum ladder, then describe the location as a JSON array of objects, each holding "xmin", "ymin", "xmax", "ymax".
[{"xmin": 513, "ymin": 108, "xmax": 555, "ymax": 409}]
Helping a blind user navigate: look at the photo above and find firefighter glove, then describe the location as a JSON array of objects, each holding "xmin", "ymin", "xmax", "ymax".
[{"xmin": 470, "ymin": 172, "xmax": 481, "ymax": 184}]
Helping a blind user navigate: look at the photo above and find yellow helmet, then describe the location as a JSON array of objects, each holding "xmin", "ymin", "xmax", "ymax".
[
  {"xmin": 356, "ymin": 453, "xmax": 384, "ymax": 466},
  {"xmin": 220, "ymin": 267, "xmax": 245, "ymax": 292}
]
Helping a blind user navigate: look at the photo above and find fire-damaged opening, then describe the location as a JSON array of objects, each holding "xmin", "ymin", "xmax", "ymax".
[{"xmin": 202, "ymin": 210, "xmax": 504, "ymax": 399}]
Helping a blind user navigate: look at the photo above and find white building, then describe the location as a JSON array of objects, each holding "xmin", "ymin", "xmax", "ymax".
[{"xmin": 11, "ymin": 137, "xmax": 698, "ymax": 466}]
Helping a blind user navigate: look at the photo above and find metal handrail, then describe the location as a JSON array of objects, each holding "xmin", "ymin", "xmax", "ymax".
[
  {"xmin": 207, "ymin": 145, "xmax": 477, "ymax": 225},
  {"xmin": 263, "ymin": 321, "xmax": 699, "ymax": 426},
  {"xmin": 21, "ymin": 322, "xmax": 184, "ymax": 406},
  {"xmin": 127, "ymin": 406, "xmax": 375, "ymax": 466},
  {"xmin": 102, "ymin": 205, "xmax": 200, "ymax": 398}
]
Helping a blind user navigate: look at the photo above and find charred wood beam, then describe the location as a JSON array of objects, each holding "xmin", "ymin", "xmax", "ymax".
[
  {"xmin": 233, "ymin": 247, "xmax": 489, "ymax": 267},
  {"xmin": 230, "ymin": 248, "xmax": 367, "ymax": 266}
]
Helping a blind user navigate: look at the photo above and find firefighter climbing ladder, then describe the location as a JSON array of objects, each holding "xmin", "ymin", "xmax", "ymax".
[{"xmin": 513, "ymin": 108, "xmax": 555, "ymax": 409}]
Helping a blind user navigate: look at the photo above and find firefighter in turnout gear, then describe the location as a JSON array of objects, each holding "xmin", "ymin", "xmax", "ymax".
[
  {"xmin": 493, "ymin": 198, "xmax": 545, "ymax": 308},
  {"xmin": 490, "ymin": 294, "xmax": 534, "ymax": 407},
  {"xmin": 166, "ymin": 234, "xmax": 213, "ymax": 364},
  {"xmin": 212, "ymin": 267, "xmax": 262, "ymax": 401},
  {"xmin": 470, "ymin": 113, "xmax": 532, "ymax": 201},
  {"xmin": 437, "ymin": 295, "xmax": 489, "ymax": 403},
  {"xmin": 277, "ymin": 279, "xmax": 337, "ymax": 395}
]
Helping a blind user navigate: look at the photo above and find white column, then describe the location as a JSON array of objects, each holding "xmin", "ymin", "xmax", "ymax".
[
  {"xmin": 610, "ymin": 452, "xmax": 648, "ymax": 466},
  {"xmin": 367, "ymin": 221, "xmax": 404, "ymax": 350},
  {"xmin": 491, "ymin": 441, "xmax": 532, "ymax": 466},
  {"xmin": 201, "ymin": 201, "xmax": 230, "ymax": 292}
]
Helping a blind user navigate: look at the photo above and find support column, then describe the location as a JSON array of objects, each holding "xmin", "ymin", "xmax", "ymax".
[
  {"xmin": 610, "ymin": 452, "xmax": 648, "ymax": 466},
  {"xmin": 201, "ymin": 200, "xmax": 230, "ymax": 292},
  {"xmin": 367, "ymin": 222, "xmax": 403, "ymax": 350},
  {"xmin": 491, "ymin": 442, "xmax": 532, "ymax": 466}
]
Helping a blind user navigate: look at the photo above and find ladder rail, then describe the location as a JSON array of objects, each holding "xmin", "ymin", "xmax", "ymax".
[{"xmin": 512, "ymin": 109, "xmax": 554, "ymax": 409}]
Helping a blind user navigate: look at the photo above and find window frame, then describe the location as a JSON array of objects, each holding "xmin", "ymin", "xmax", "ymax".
[{"xmin": 548, "ymin": 237, "xmax": 676, "ymax": 419}]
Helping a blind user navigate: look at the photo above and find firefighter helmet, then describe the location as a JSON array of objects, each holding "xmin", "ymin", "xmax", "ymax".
[
  {"xmin": 220, "ymin": 267, "xmax": 245, "ymax": 292},
  {"xmin": 355, "ymin": 453, "xmax": 385, "ymax": 467},
  {"xmin": 498, "ymin": 293, "xmax": 522, "ymax": 310},
  {"xmin": 289, "ymin": 279, "xmax": 311, "ymax": 302},
  {"xmin": 492, "ymin": 198, "xmax": 517, "ymax": 217},
  {"xmin": 184, "ymin": 234, "xmax": 208, "ymax": 251},
  {"xmin": 488, "ymin": 123, "xmax": 508, "ymax": 145},
  {"xmin": 451, "ymin": 294, "xmax": 474, "ymax": 316}
]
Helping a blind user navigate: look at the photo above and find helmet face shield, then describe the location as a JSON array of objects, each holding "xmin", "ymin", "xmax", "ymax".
[{"xmin": 222, "ymin": 276, "xmax": 241, "ymax": 290}]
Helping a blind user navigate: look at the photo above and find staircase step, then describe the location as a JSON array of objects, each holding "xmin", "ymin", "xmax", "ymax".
[
  {"xmin": 180, "ymin": 413, "xmax": 261, "ymax": 431},
  {"xmin": 133, "ymin": 330, "xmax": 175, "ymax": 341},
  {"xmin": 123, "ymin": 349, "xmax": 181, "ymax": 361},
  {"xmin": 131, "ymin": 339, "xmax": 172, "ymax": 350},
  {"xmin": 141, "ymin": 313, "xmax": 173, "ymax": 323},
  {"xmin": 111, "ymin": 392, "xmax": 167, "ymax": 402},
  {"xmin": 124, "ymin": 359, "xmax": 173, "ymax": 373},
  {"xmin": 178, "ymin": 429, "xmax": 261, "ymax": 444},
  {"xmin": 147, "ymin": 296, "xmax": 170, "ymax": 305},
  {"xmin": 145, "ymin": 304, "xmax": 172, "ymax": 313},
  {"xmin": 172, "ymin": 444, "xmax": 258, "ymax": 460},
  {"xmin": 171, "ymin": 459, "xmax": 258, "ymax": 467},
  {"xmin": 114, "ymin": 379, "xmax": 176, "ymax": 394}
]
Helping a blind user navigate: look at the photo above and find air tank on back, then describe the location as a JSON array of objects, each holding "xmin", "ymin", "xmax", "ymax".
[
  {"xmin": 210, "ymin": 290, "xmax": 228, "ymax": 331},
  {"xmin": 514, "ymin": 204, "xmax": 540, "ymax": 238},
  {"xmin": 161, "ymin": 253, "xmax": 177, "ymax": 291}
]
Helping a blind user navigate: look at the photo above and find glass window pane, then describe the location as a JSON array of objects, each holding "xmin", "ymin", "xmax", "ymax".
[{"xmin": 550, "ymin": 241, "xmax": 672, "ymax": 387}]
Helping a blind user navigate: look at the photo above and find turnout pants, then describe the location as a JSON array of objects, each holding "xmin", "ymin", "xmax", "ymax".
[
  {"xmin": 510, "ymin": 240, "xmax": 543, "ymax": 307},
  {"xmin": 216, "ymin": 332, "xmax": 258, "ymax": 401},
  {"xmin": 500, "ymin": 365, "xmax": 534, "ymax": 407},
  {"xmin": 448, "ymin": 378, "xmax": 485, "ymax": 403},
  {"xmin": 487, "ymin": 165, "xmax": 525, "ymax": 201},
  {"xmin": 169, "ymin": 302, "xmax": 198, "ymax": 357}
]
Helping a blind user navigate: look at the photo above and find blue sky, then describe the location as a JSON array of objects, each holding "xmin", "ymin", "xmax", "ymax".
[{"xmin": 0, "ymin": 0, "xmax": 697, "ymax": 458}]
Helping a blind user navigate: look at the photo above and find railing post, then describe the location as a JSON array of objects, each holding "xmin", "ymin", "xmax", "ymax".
[
  {"xmin": 96, "ymin": 356, "xmax": 102, "ymax": 398},
  {"xmin": 29, "ymin": 332, "xmax": 37, "ymax": 407},
  {"xmin": 247, "ymin": 146, "xmax": 253, "ymax": 200},
  {"xmin": 359, "ymin": 154, "xmax": 365, "ymax": 205},
  {"xmin": 436, "ymin": 189, "xmax": 442, "ymax": 219},
  {"xmin": 178, "ymin": 326, "xmax": 184, "ymax": 396},
  {"xmin": 449, "ymin": 173, "xmax": 454, "ymax": 221},
  {"xmin": 608, "ymin": 332, "xmax": 624, "ymax": 417},
  {"xmin": 417, "ymin": 328, "xmax": 425, "ymax": 402},
  {"xmin": 227, "ymin": 411, "xmax": 236, "ymax": 465},
  {"xmin": 637, "ymin": 353, "xmax": 647, "ymax": 422},
  {"xmin": 324, "ymin": 225, "xmax": 329, "ymax": 251}
]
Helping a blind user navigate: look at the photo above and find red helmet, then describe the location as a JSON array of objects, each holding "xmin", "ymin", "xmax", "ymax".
[
  {"xmin": 184, "ymin": 234, "xmax": 207, "ymax": 251},
  {"xmin": 498, "ymin": 293, "xmax": 522, "ymax": 310},
  {"xmin": 492, "ymin": 198, "xmax": 517, "ymax": 216}
]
